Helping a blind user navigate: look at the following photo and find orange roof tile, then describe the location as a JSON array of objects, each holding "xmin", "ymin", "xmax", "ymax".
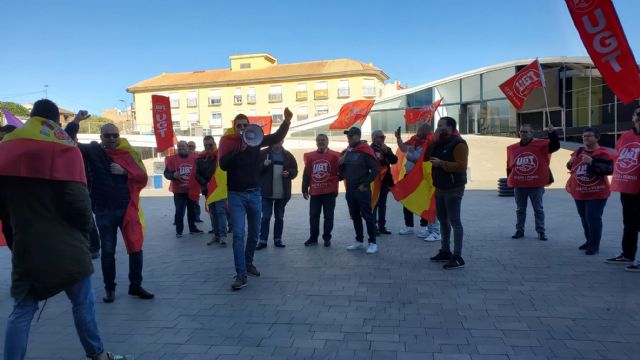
[{"xmin": 127, "ymin": 58, "xmax": 388, "ymax": 92}]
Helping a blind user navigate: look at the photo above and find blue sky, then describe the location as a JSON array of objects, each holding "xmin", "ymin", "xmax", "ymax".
[{"xmin": 2, "ymin": 0, "xmax": 639, "ymax": 114}]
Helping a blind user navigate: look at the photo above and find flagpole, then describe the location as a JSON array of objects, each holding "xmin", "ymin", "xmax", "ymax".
[{"xmin": 538, "ymin": 58, "xmax": 552, "ymax": 129}]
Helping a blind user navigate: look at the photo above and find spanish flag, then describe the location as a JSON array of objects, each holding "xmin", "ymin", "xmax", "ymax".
[
  {"xmin": 344, "ymin": 142, "xmax": 384, "ymax": 209},
  {"xmin": 206, "ymin": 128, "xmax": 237, "ymax": 205},
  {"xmin": 390, "ymin": 140, "xmax": 436, "ymax": 222},
  {"xmin": 105, "ymin": 139, "xmax": 148, "ymax": 254},
  {"xmin": 0, "ymin": 221, "xmax": 7, "ymax": 247}
]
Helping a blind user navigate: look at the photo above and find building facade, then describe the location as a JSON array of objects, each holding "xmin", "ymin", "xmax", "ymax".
[{"xmin": 127, "ymin": 53, "xmax": 388, "ymax": 135}]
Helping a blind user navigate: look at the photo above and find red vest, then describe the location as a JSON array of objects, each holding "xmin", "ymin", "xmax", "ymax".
[
  {"xmin": 507, "ymin": 139, "xmax": 551, "ymax": 188},
  {"xmin": 611, "ymin": 129, "xmax": 640, "ymax": 194},
  {"xmin": 165, "ymin": 154, "xmax": 197, "ymax": 193},
  {"xmin": 566, "ymin": 147, "xmax": 615, "ymax": 200},
  {"xmin": 304, "ymin": 150, "xmax": 340, "ymax": 196}
]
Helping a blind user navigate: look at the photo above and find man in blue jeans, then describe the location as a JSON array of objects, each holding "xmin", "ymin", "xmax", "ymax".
[
  {"xmin": 0, "ymin": 99, "xmax": 130, "ymax": 359},
  {"xmin": 219, "ymin": 108, "xmax": 292, "ymax": 290}
]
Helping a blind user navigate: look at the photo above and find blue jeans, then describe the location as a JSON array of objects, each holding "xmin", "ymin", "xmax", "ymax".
[
  {"xmin": 575, "ymin": 199, "xmax": 607, "ymax": 251},
  {"xmin": 208, "ymin": 200, "xmax": 228, "ymax": 238},
  {"xmin": 259, "ymin": 198, "xmax": 288, "ymax": 244},
  {"xmin": 4, "ymin": 276, "xmax": 104, "ymax": 360},
  {"xmin": 95, "ymin": 208, "xmax": 143, "ymax": 291},
  {"xmin": 228, "ymin": 191, "xmax": 262, "ymax": 277},
  {"xmin": 514, "ymin": 187, "xmax": 545, "ymax": 233}
]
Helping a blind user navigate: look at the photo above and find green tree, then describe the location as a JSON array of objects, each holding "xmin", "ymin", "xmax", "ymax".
[
  {"xmin": 0, "ymin": 102, "xmax": 30, "ymax": 118},
  {"xmin": 79, "ymin": 116, "xmax": 113, "ymax": 133}
]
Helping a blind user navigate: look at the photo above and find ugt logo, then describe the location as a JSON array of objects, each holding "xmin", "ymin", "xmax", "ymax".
[
  {"xmin": 615, "ymin": 143, "xmax": 640, "ymax": 175},
  {"xmin": 178, "ymin": 164, "xmax": 193, "ymax": 180},
  {"xmin": 575, "ymin": 161, "xmax": 599, "ymax": 187},
  {"xmin": 514, "ymin": 152, "xmax": 539, "ymax": 176},
  {"xmin": 569, "ymin": 0, "xmax": 598, "ymax": 13},
  {"xmin": 514, "ymin": 70, "xmax": 540, "ymax": 98},
  {"xmin": 312, "ymin": 159, "xmax": 331, "ymax": 182}
]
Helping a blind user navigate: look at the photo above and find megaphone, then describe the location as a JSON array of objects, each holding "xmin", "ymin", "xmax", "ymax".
[{"xmin": 241, "ymin": 124, "xmax": 264, "ymax": 147}]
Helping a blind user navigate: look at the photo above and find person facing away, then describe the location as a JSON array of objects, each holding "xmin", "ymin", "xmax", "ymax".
[
  {"xmin": 370, "ymin": 130, "xmax": 398, "ymax": 235},
  {"xmin": 506, "ymin": 123, "xmax": 560, "ymax": 241},
  {"xmin": 339, "ymin": 126, "xmax": 379, "ymax": 254},
  {"xmin": 302, "ymin": 133, "xmax": 341, "ymax": 247},
  {"xmin": 0, "ymin": 99, "xmax": 131, "ymax": 360},
  {"xmin": 256, "ymin": 140, "xmax": 298, "ymax": 250},
  {"xmin": 66, "ymin": 112, "xmax": 153, "ymax": 304}
]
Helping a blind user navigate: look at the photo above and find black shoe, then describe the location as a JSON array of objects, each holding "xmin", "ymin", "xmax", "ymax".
[
  {"xmin": 585, "ymin": 248, "xmax": 599, "ymax": 255},
  {"xmin": 128, "ymin": 286, "xmax": 154, "ymax": 300},
  {"xmin": 247, "ymin": 263, "xmax": 261, "ymax": 277},
  {"xmin": 190, "ymin": 228, "xmax": 204, "ymax": 234},
  {"xmin": 195, "ymin": 219, "xmax": 204, "ymax": 223},
  {"xmin": 605, "ymin": 255, "xmax": 633, "ymax": 264},
  {"xmin": 430, "ymin": 250, "xmax": 452, "ymax": 262},
  {"xmin": 103, "ymin": 290, "xmax": 115, "ymax": 303},
  {"xmin": 176, "ymin": 233, "xmax": 183, "ymax": 238},
  {"xmin": 91, "ymin": 251, "xmax": 100, "ymax": 260},
  {"xmin": 304, "ymin": 239, "xmax": 318, "ymax": 246},
  {"xmin": 219, "ymin": 238, "xmax": 227, "ymax": 247},
  {"xmin": 324, "ymin": 240, "xmax": 331, "ymax": 247},
  {"xmin": 274, "ymin": 242, "xmax": 285, "ymax": 248},
  {"xmin": 206, "ymin": 237, "xmax": 219, "ymax": 246},
  {"xmin": 578, "ymin": 242, "xmax": 589, "ymax": 250},
  {"xmin": 443, "ymin": 255, "xmax": 465, "ymax": 270},
  {"xmin": 232, "ymin": 275, "xmax": 247, "ymax": 290},
  {"xmin": 512, "ymin": 230, "xmax": 524, "ymax": 239},
  {"xmin": 537, "ymin": 232, "xmax": 548, "ymax": 241},
  {"xmin": 255, "ymin": 243, "xmax": 267, "ymax": 250},
  {"xmin": 379, "ymin": 228, "xmax": 391, "ymax": 235}
]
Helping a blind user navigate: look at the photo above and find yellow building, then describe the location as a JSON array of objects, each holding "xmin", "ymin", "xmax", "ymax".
[{"xmin": 127, "ymin": 53, "xmax": 388, "ymax": 135}]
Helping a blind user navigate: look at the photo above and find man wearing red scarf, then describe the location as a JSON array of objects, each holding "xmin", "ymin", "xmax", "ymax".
[{"xmin": 339, "ymin": 127, "xmax": 379, "ymax": 254}]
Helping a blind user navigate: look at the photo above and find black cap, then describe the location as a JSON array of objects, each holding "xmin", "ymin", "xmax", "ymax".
[{"xmin": 343, "ymin": 127, "xmax": 361, "ymax": 136}]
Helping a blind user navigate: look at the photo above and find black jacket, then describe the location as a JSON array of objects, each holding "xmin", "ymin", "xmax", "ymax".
[
  {"xmin": 371, "ymin": 143, "xmax": 398, "ymax": 187},
  {"xmin": 259, "ymin": 148, "xmax": 298, "ymax": 200},
  {"xmin": 195, "ymin": 154, "xmax": 217, "ymax": 194},
  {"xmin": 339, "ymin": 142, "xmax": 379, "ymax": 191}
]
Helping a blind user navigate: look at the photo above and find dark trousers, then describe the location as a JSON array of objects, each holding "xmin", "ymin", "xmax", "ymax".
[
  {"xmin": 173, "ymin": 193, "xmax": 197, "ymax": 235},
  {"xmin": 575, "ymin": 199, "xmax": 607, "ymax": 251},
  {"xmin": 95, "ymin": 208, "xmax": 143, "ymax": 291},
  {"xmin": 621, "ymin": 192, "xmax": 640, "ymax": 261},
  {"xmin": 346, "ymin": 189, "xmax": 376, "ymax": 244},
  {"xmin": 436, "ymin": 190, "xmax": 464, "ymax": 256},
  {"xmin": 259, "ymin": 198, "xmax": 288, "ymax": 244},
  {"xmin": 89, "ymin": 217, "xmax": 101, "ymax": 254},
  {"xmin": 374, "ymin": 183, "xmax": 391, "ymax": 230},
  {"xmin": 403, "ymin": 206, "xmax": 427, "ymax": 227},
  {"xmin": 309, "ymin": 193, "xmax": 337, "ymax": 242}
]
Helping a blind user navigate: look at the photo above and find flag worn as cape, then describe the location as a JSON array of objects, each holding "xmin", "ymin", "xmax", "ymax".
[
  {"xmin": 105, "ymin": 138, "xmax": 147, "ymax": 254},
  {"xmin": 207, "ymin": 127, "xmax": 237, "ymax": 204},
  {"xmin": 344, "ymin": 142, "xmax": 384, "ymax": 209},
  {"xmin": 390, "ymin": 140, "xmax": 436, "ymax": 222}
]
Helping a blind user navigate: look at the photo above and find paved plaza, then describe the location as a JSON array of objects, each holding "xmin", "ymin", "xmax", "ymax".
[{"xmin": 0, "ymin": 189, "xmax": 639, "ymax": 360}]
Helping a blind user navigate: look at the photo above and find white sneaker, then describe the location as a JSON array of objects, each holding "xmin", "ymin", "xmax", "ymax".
[
  {"xmin": 424, "ymin": 233, "xmax": 441, "ymax": 242},
  {"xmin": 346, "ymin": 241, "xmax": 365, "ymax": 250},
  {"xmin": 398, "ymin": 227, "xmax": 414, "ymax": 235},
  {"xmin": 366, "ymin": 243, "xmax": 378, "ymax": 254},
  {"xmin": 416, "ymin": 226, "xmax": 429, "ymax": 238}
]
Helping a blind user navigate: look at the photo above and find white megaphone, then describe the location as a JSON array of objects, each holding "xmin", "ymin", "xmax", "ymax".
[{"xmin": 241, "ymin": 124, "xmax": 264, "ymax": 147}]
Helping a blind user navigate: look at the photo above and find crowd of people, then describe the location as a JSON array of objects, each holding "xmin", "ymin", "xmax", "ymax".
[{"xmin": 0, "ymin": 99, "xmax": 638, "ymax": 359}]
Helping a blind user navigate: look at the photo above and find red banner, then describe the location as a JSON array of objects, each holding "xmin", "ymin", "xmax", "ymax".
[
  {"xmin": 328, "ymin": 100, "xmax": 375, "ymax": 130},
  {"xmin": 565, "ymin": 0, "xmax": 640, "ymax": 104},
  {"xmin": 248, "ymin": 116, "xmax": 273, "ymax": 135},
  {"xmin": 404, "ymin": 98, "xmax": 443, "ymax": 125},
  {"xmin": 499, "ymin": 60, "xmax": 544, "ymax": 110},
  {"xmin": 151, "ymin": 95, "xmax": 176, "ymax": 152}
]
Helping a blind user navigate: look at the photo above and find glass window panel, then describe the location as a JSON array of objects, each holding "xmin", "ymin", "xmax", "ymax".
[
  {"xmin": 434, "ymin": 81, "xmax": 460, "ymax": 104},
  {"xmin": 315, "ymin": 81, "xmax": 328, "ymax": 90},
  {"xmin": 482, "ymin": 68, "xmax": 515, "ymax": 99},
  {"xmin": 461, "ymin": 75, "xmax": 481, "ymax": 102}
]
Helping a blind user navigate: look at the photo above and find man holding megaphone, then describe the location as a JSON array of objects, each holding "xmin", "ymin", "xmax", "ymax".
[{"xmin": 219, "ymin": 108, "xmax": 292, "ymax": 290}]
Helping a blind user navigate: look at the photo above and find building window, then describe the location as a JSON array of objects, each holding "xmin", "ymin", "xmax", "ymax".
[
  {"xmin": 187, "ymin": 91, "xmax": 198, "ymax": 107},
  {"xmin": 297, "ymin": 106, "xmax": 308, "ymax": 121},
  {"xmin": 269, "ymin": 85, "xmax": 282, "ymax": 103},
  {"xmin": 169, "ymin": 92, "xmax": 180, "ymax": 108},
  {"xmin": 202, "ymin": 128, "xmax": 212, "ymax": 136},
  {"xmin": 296, "ymin": 83, "xmax": 308, "ymax": 101},
  {"xmin": 271, "ymin": 107, "xmax": 284, "ymax": 123},
  {"xmin": 362, "ymin": 79, "xmax": 376, "ymax": 97},
  {"xmin": 314, "ymin": 81, "xmax": 328, "ymax": 100},
  {"xmin": 188, "ymin": 112, "xmax": 199, "ymax": 127},
  {"xmin": 240, "ymin": 63, "xmax": 251, "ymax": 69},
  {"xmin": 172, "ymin": 120, "xmax": 180, "ymax": 130},
  {"xmin": 247, "ymin": 87, "xmax": 256, "ymax": 104},
  {"xmin": 315, "ymin": 104, "xmax": 329, "ymax": 116},
  {"xmin": 210, "ymin": 112, "xmax": 222, "ymax": 128},
  {"xmin": 338, "ymin": 79, "xmax": 350, "ymax": 98},
  {"xmin": 234, "ymin": 88, "xmax": 242, "ymax": 105},
  {"xmin": 208, "ymin": 89, "xmax": 221, "ymax": 106}
]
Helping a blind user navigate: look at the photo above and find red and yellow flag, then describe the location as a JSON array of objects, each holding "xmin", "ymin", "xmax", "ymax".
[
  {"xmin": 206, "ymin": 128, "xmax": 237, "ymax": 204},
  {"xmin": 390, "ymin": 141, "xmax": 436, "ymax": 222},
  {"xmin": 105, "ymin": 139, "xmax": 147, "ymax": 254}
]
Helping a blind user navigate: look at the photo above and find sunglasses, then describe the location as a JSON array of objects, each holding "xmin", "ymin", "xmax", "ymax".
[
  {"xmin": 235, "ymin": 123, "xmax": 249, "ymax": 129},
  {"xmin": 102, "ymin": 133, "xmax": 119, "ymax": 139}
]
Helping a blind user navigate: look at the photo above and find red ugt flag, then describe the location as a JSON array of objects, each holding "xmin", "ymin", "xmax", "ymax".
[
  {"xmin": 329, "ymin": 100, "xmax": 375, "ymax": 130},
  {"xmin": 248, "ymin": 116, "xmax": 273, "ymax": 135},
  {"xmin": 499, "ymin": 60, "xmax": 544, "ymax": 110},
  {"xmin": 565, "ymin": 0, "xmax": 640, "ymax": 104},
  {"xmin": 404, "ymin": 98, "xmax": 443, "ymax": 125},
  {"xmin": 151, "ymin": 95, "xmax": 176, "ymax": 152}
]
